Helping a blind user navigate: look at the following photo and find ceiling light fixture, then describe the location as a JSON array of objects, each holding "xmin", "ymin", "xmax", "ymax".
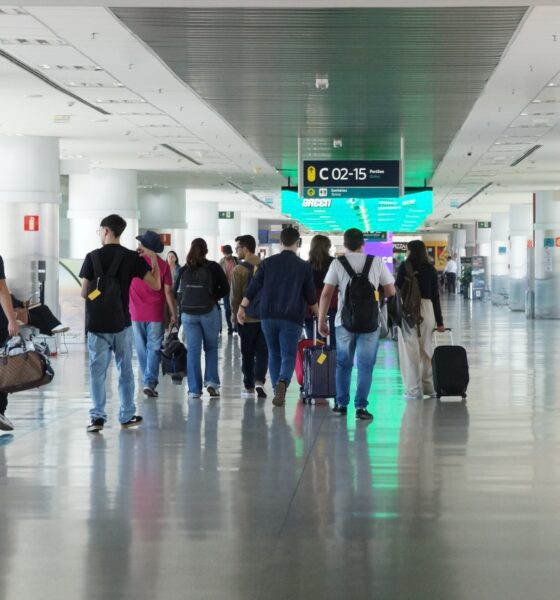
[{"xmin": 315, "ymin": 73, "xmax": 329, "ymax": 90}]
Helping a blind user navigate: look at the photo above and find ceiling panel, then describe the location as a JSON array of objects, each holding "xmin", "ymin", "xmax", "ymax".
[{"xmin": 113, "ymin": 6, "xmax": 526, "ymax": 186}]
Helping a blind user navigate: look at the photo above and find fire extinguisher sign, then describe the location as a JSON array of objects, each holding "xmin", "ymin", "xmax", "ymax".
[{"xmin": 24, "ymin": 215, "xmax": 39, "ymax": 231}]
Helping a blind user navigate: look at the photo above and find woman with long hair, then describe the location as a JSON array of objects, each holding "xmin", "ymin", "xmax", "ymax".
[
  {"xmin": 176, "ymin": 238, "xmax": 229, "ymax": 399},
  {"xmin": 305, "ymin": 234, "xmax": 337, "ymax": 347},
  {"xmin": 166, "ymin": 250, "xmax": 181, "ymax": 287},
  {"xmin": 395, "ymin": 239, "xmax": 445, "ymax": 399}
]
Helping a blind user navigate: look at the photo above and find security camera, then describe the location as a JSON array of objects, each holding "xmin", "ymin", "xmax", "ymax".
[{"xmin": 467, "ymin": 151, "xmax": 472, "ymax": 157}]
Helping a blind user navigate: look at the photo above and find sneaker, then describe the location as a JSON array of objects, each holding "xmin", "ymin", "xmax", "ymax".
[
  {"xmin": 121, "ymin": 415, "xmax": 143, "ymax": 429},
  {"xmin": 272, "ymin": 380, "xmax": 287, "ymax": 407},
  {"xmin": 356, "ymin": 408, "xmax": 374, "ymax": 421},
  {"xmin": 143, "ymin": 386, "xmax": 159, "ymax": 398},
  {"xmin": 188, "ymin": 392, "xmax": 202, "ymax": 400},
  {"xmin": 241, "ymin": 389, "xmax": 255, "ymax": 399},
  {"xmin": 86, "ymin": 418, "xmax": 104, "ymax": 433},
  {"xmin": 50, "ymin": 325, "xmax": 70, "ymax": 335},
  {"xmin": 0, "ymin": 414, "xmax": 14, "ymax": 431},
  {"xmin": 255, "ymin": 384, "xmax": 267, "ymax": 399},
  {"xmin": 332, "ymin": 403, "xmax": 347, "ymax": 416},
  {"xmin": 207, "ymin": 386, "xmax": 220, "ymax": 398}
]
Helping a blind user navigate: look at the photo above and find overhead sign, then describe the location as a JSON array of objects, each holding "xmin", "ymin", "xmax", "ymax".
[
  {"xmin": 303, "ymin": 160, "xmax": 400, "ymax": 199},
  {"xmin": 478, "ymin": 221, "xmax": 491, "ymax": 229},
  {"xmin": 218, "ymin": 211, "xmax": 234, "ymax": 220},
  {"xmin": 544, "ymin": 237, "xmax": 554, "ymax": 248},
  {"xmin": 452, "ymin": 224, "xmax": 464, "ymax": 229},
  {"xmin": 24, "ymin": 215, "xmax": 39, "ymax": 231}
]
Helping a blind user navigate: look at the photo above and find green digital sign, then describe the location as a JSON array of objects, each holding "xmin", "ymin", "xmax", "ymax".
[{"xmin": 281, "ymin": 189, "xmax": 433, "ymax": 233}]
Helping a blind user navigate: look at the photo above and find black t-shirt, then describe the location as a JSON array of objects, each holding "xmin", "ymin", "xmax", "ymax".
[
  {"xmin": 0, "ymin": 256, "xmax": 7, "ymax": 331},
  {"xmin": 79, "ymin": 244, "xmax": 150, "ymax": 328}
]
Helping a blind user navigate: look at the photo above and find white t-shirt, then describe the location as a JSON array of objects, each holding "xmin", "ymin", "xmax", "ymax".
[
  {"xmin": 323, "ymin": 251, "xmax": 395, "ymax": 327},
  {"xmin": 444, "ymin": 259, "xmax": 458, "ymax": 274}
]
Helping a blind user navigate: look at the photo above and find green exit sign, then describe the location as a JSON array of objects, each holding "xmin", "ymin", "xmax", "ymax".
[
  {"xmin": 478, "ymin": 221, "xmax": 491, "ymax": 229},
  {"xmin": 452, "ymin": 224, "xmax": 464, "ymax": 230},
  {"xmin": 219, "ymin": 211, "xmax": 235, "ymax": 220}
]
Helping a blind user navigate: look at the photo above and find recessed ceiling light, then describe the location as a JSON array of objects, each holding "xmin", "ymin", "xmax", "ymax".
[
  {"xmin": 532, "ymin": 99, "xmax": 542, "ymax": 103},
  {"xmin": 548, "ymin": 82, "xmax": 557, "ymax": 87},
  {"xmin": 520, "ymin": 112, "xmax": 529, "ymax": 116},
  {"xmin": 39, "ymin": 64, "xmax": 51, "ymax": 69}
]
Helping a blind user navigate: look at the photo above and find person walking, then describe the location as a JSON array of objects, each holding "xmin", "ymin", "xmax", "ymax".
[
  {"xmin": 230, "ymin": 234, "xmax": 268, "ymax": 399},
  {"xmin": 0, "ymin": 256, "xmax": 20, "ymax": 431},
  {"xmin": 80, "ymin": 214, "xmax": 161, "ymax": 433},
  {"xmin": 395, "ymin": 240, "xmax": 445, "ymax": 400},
  {"xmin": 219, "ymin": 244, "xmax": 238, "ymax": 335},
  {"xmin": 443, "ymin": 255, "xmax": 458, "ymax": 295},
  {"xmin": 318, "ymin": 228, "xmax": 395, "ymax": 421},
  {"xmin": 177, "ymin": 238, "xmax": 229, "ymax": 399},
  {"xmin": 167, "ymin": 250, "xmax": 181, "ymax": 289},
  {"xmin": 305, "ymin": 234, "xmax": 337, "ymax": 347},
  {"xmin": 130, "ymin": 231, "xmax": 177, "ymax": 398},
  {"xmin": 237, "ymin": 227, "xmax": 318, "ymax": 407}
]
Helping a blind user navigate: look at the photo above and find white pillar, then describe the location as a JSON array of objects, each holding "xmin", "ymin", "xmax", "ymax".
[
  {"xmin": 509, "ymin": 204, "xmax": 532, "ymax": 311},
  {"xmin": 68, "ymin": 169, "xmax": 138, "ymax": 259},
  {"xmin": 534, "ymin": 191, "xmax": 560, "ymax": 318},
  {"xmin": 218, "ymin": 211, "xmax": 241, "ymax": 252},
  {"xmin": 139, "ymin": 188, "xmax": 188, "ymax": 261},
  {"xmin": 450, "ymin": 228, "xmax": 467, "ymax": 258},
  {"xmin": 491, "ymin": 212, "xmax": 510, "ymax": 305},
  {"xmin": 240, "ymin": 216, "xmax": 259, "ymax": 246},
  {"xmin": 465, "ymin": 224, "xmax": 476, "ymax": 257},
  {"xmin": 0, "ymin": 136, "xmax": 61, "ymax": 314},
  {"xmin": 185, "ymin": 190, "xmax": 220, "ymax": 261}
]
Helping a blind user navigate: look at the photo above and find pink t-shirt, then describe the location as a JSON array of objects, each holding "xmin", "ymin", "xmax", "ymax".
[{"xmin": 129, "ymin": 255, "xmax": 172, "ymax": 323}]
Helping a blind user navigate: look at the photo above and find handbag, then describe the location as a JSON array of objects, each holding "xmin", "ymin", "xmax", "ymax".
[{"xmin": 0, "ymin": 337, "xmax": 54, "ymax": 393}]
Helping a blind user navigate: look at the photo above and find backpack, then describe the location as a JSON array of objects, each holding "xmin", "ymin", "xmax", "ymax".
[
  {"xmin": 400, "ymin": 261, "xmax": 424, "ymax": 329},
  {"xmin": 86, "ymin": 249, "xmax": 126, "ymax": 334},
  {"xmin": 240, "ymin": 261, "xmax": 262, "ymax": 320},
  {"xmin": 338, "ymin": 255, "xmax": 378, "ymax": 333},
  {"xmin": 180, "ymin": 264, "xmax": 215, "ymax": 315}
]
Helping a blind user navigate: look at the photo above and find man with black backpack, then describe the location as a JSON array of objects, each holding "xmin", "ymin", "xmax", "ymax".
[
  {"xmin": 230, "ymin": 234, "xmax": 268, "ymax": 399},
  {"xmin": 80, "ymin": 214, "xmax": 161, "ymax": 433},
  {"xmin": 319, "ymin": 228, "xmax": 395, "ymax": 421}
]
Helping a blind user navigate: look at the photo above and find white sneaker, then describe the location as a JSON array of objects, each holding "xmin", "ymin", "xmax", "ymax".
[
  {"xmin": 0, "ymin": 414, "xmax": 14, "ymax": 431},
  {"xmin": 51, "ymin": 325, "xmax": 70, "ymax": 335},
  {"xmin": 241, "ymin": 389, "xmax": 256, "ymax": 399}
]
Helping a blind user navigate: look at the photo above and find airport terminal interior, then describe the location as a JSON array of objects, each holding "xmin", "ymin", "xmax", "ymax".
[{"xmin": 1, "ymin": 1, "xmax": 560, "ymax": 598}]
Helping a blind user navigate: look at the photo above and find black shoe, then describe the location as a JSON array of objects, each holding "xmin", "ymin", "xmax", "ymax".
[
  {"xmin": 87, "ymin": 418, "xmax": 105, "ymax": 433},
  {"xmin": 143, "ymin": 386, "xmax": 159, "ymax": 398},
  {"xmin": 121, "ymin": 415, "xmax": 143, "ymax": 429},
  {"xmin": 207, "ymin": 386, "xmax": 220, "ymax": 398},
  {"xmin": 0, "ymin": 414, "xmax": 14, "ymax": 431},
  {"xmin": 255, "ymin": 384, "xmax": 267, "ymax": 399},
  {"xmin": 332, "ymin": 404, "xmax": 347, "ymax": 416},
  {"xmin": 356, "ymin": 408, "xmax": 374, "ymax": 421}
]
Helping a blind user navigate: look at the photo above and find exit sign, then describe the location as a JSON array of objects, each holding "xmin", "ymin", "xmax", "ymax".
[
  {"xmin": 478, "ymin": 221, "xmax": 491, "ymax": 229},
  {"xmin": 218, "ymin": 211, "xmax": 234, "ymax": 220},
  {"xmin": 452, "ymin": 224, "xmax": 464, "ymax": 230}
]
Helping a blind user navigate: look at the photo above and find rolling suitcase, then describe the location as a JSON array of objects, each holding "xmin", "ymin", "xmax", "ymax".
[
  {"xmin": 302, "ymin": 320, "xmax": 337, "ymax": 403},
  {"xmin": 432, "ymin": 328, "xmax": 469, "ymax": 401}
]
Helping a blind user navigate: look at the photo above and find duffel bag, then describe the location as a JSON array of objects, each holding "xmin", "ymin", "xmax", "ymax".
[{"xmin": 0, "ymin": 337, "xmax": 54, "ymax": 393}]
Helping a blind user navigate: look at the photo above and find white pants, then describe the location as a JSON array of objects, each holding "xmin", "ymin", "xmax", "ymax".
[{"xmin": 397, "ymin": 299, "xmax": 437, "ymax": 397}]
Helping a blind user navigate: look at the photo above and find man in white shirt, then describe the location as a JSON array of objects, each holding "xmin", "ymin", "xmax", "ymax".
[
  {"xmin": 443, "ymin": 256, "xmax": 458, "ymax": 294},
  {"xmin": 318, "ymin": 228, "xmax": 395, "ymax": 420}
]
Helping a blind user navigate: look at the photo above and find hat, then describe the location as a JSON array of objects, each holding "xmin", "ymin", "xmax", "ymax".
[{"xmin": 136, "ymin": 230, "xmax": 164, "ymax": 253}]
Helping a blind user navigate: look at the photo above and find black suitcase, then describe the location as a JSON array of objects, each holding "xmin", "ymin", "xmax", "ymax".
[
  {"xmin": 161, "ymin": 328, "xmax": 187, "ymax": 382},
  {"xmin": 302, "ymin": 320, "xmax": 337, "ymax": 401},
  {"xmin": 432, "ymin": 329, "xmax": 469, "ymax": 401}
]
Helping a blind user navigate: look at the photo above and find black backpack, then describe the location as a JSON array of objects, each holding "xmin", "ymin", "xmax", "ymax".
[
  {"xmin": 86, "ymin": 250, "xmax": 126, "ymax": 333},
  {"xmin": 180, "ymin": 264, "xmax": 215, "ymax": 315},
  {"xmin": 400, "ymin": 261, "xmax": 424, "ymax": 329},
  {"xmin": 240, "ymin": 261, "xmax": 262, "ymax": 319},
  {"xmin": 338, "ymin": 255, "xmax": 378, "ymax": 333}
]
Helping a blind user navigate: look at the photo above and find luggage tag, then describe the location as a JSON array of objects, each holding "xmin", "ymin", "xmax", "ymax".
[
  {"xmin": 317, "ymin": 352, "xmax": 327, "ymax": 365},
  {"xmin": 88, "ymin": 278, "xmax": 102, "ymax": 301}
]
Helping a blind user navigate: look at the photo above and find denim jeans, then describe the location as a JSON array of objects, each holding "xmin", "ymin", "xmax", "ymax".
[
  {"xmin": 237, "ymin": 322, "xmax": 268, "ymax": 390},
  {"xmin": 182, "ymin": 305, "xmax": 221, "ymax": 395},
  {"xmin": 335, "ymin": 326, "xmax": 381, "ymax": 409},
  {"xmin": 88, "ymin": 326, "xmax": 136, "ymax": 424},
  {"xmin": 132, "ymin": 321, "xmax": 165, "ymax": 388},
  {"xmin": 304, "ymin": 309, "xmax": 337, "ymax": 348},
  {"xmin": 261, "ymin": 318, "xmax": 302, "ymax": 389},
  {"xmin": 222, "ymin": 295, "xmax": 234, "ymax": 332}
]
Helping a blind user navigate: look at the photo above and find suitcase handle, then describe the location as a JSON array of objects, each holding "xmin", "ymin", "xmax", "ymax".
[
  {"xmin": 313, "ymin": 316, "xmax": 330, "ymax": 346},
  {"xmin": 432, "ymin": 328, "xmax": 454, "ymax": 346}
]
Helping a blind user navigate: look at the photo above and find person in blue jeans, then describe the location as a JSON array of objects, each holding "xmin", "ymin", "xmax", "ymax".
[
  {"xmin": 176, "ymin": 238, "xmax": 229, "ymax": 399},
  {"xmin": 237, "ymin": 227, "xmax": 318, "ymax": 407},
  {"xmin": 319, "ymin": 228, "xmax": 395, "ymax": 421},
  {"xmin": 80, "ymin": 214, "xmax": 162, "ymax": 433}
]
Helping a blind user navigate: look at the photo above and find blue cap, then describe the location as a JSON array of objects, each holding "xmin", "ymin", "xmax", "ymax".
[{"xmin": 136, "ymin": 230, "xmax": 164, "ymax": 253}]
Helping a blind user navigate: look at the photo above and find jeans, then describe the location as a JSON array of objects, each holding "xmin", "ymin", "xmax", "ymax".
[
  {"xmin": 335, "ymin": 326, "xmax": 381, "ymax": 409},
  {"xmin": 304, "ymin": 309, "xmax": 337, "ymax": 348},
  {"xmin": 223, "ymin": 295, "xmax": 234, "ymax": 332},
  {"xmin": 182, "ymin": 305, "xmax": 221, "ymax": 395},
  {"xmin": 132, "ymin": 321, "xmax": 165, "ymax": 388},
  {"xmin": 0, "ymin": 328, "xmax": 7, "ymax": 415},
  {"xmin": 237, "ymin": 322, "xmax": 268, "ymax": 390},
  {"xmin": 446, "ymin": 272, "xmax": 457, "ymax": 294},
  {"xmin": 261, "ymin": 318, "xmax": 302, "ymax": 389},
  {"xmin": 88, "ymin": 326, "xmax": 136, "ymax": 424}
]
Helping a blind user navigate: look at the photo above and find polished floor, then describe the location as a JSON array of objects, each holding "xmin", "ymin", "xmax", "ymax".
[{"xmin": 1, "ymin": 298, "xmax": 559, "ymax": 599}]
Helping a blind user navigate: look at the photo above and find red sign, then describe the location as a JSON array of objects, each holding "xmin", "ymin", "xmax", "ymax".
[
  {"xmin": 556, "ymin": 237, "xmax": 560, "ymax": 248},
  {"xmin": 159, "ymin": 233, "xmax": 171, "ymax": 246},
  {"xmin": 24, "ymin": 215, "xmax": 39, "ymax": 231},
  {"xmin": 527, "ymin": 239, "xmax": 534, "ymax": 249}
]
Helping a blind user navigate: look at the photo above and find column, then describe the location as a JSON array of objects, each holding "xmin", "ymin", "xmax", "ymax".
[
  {"xmin": 139, "ymin": 188, "xmax": 188, "ymax": 261},
  {"xmin": 68, "ymin": 169, "xmax": 138, "ymax": 259},
  {"xmin": 450, "ymin": 228, "xmax": 467, "ymax": 258},
  {"xmin": 0, "ymin": 136, "xmax": 61, "ymax": 313},
  {"xmin": 534, "ymin": 191, "xmax": 560, "ymax": 318},
  {"xmin": 491, "ymin": 212, "xmax": 510, "ymax": 305},
  {"xmin": 509, "ymin": 204, "xmax": 532, "ymax": 311},
  {"xmin": 218, "ymin": 211, "xmax": 241, "ymax": 251},
  {"xmin": 476, "ymin": 225, "xmax": 492, "ymax": 293},
  {"xmin": 185, "ymin": 190, "xmax": 220, "ymax": 261},
  {"xmin": 465, "ymin": 224, "xmax": 476, "ymax": 257},
  {"xmin": 240, "ymin": 216, "xmax": 259, "ymax": 244}
]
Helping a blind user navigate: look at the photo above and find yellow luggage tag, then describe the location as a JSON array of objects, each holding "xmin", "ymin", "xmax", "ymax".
[
  {"xmin": 317, "ymin": 352, "xmax": 327, "ymax": 365},
  {"xmin": 88, "ymin": 278, "xmax": 102, "ymax": 301}
]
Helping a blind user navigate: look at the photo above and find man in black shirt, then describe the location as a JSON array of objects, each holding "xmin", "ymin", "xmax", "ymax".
[
  {"xmin": 79, "ymin": 214, "xmax": 161, "ymax": 433},
  {"xmin": 0, "ymin": 256, "xmax": 20, "ymax": 431}
]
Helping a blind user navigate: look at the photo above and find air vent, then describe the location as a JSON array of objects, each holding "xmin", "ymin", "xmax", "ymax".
[
  {"xmin": 0, "ymin": 37, "xmax": 66, "ymax": 46},
  {"xmin": 0, "ymin": 8, "xmax": 26, "ymax": 15},
  {"xmin": 53, "ymin": 115, "xmax": 71, "ymax": 124},
  {"xmin": 160, "ymin": 144, "xmax": 202, "ymax": 166},
  {"xmin": 456, "ymin": 182, "xmax": 493, "ymax": 209},
  {"xmin": 95, "ymin": 98, "xmax": 146, "ymax": 105},
  {"xmin": 510, "ymin": 144, "xmax": 542, "ymax": 167}
]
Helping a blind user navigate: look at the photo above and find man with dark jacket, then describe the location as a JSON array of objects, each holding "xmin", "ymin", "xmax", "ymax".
[{"xmin": 237, "ymin": 227, "xmax": 318, "ymax": 407}]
